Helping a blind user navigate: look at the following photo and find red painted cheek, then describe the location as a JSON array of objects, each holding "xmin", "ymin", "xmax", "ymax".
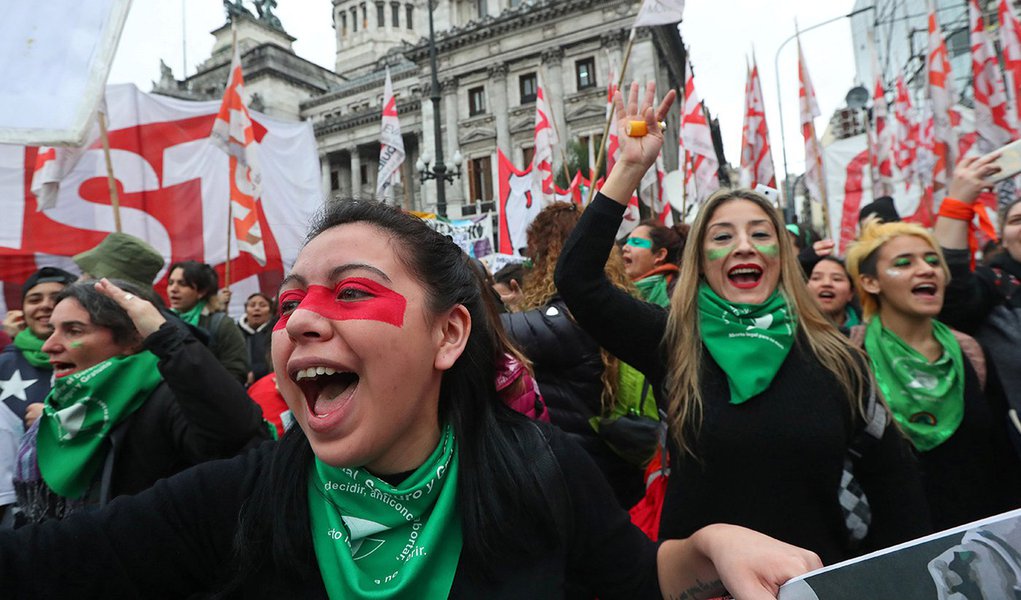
[{"xmin": 274, "ymin": 278, "xmax": 407, "ymax": 331}]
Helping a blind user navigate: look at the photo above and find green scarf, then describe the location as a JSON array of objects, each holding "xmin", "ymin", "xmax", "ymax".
[
  {"xmin": 13, "ymin": 329, "xmax": 51, "ymax": 369},
  {"xmin": 843, "ymin": 307, "xmax": 861, "ymax": 328},
  {"xmin": 635, "ymin": 274, "xmax": 670, "ymax": 307},
  {"xmin": 697, "ymin": 283, "xmax": 797, "ymax": 404},
  {"xmin": 172, "ymin": 300, "xmax": 207, "ymax": 326},
  {"xmin": 864, "ymin": 318, "xmax": 964, "ymax": 451},
  {"xmin": 309, "ymin": 424, "xmax": 462, "ymax": 599},
  {"xmin": 36, "ymin": 352, "xmax": 163, "ymax": 498}
]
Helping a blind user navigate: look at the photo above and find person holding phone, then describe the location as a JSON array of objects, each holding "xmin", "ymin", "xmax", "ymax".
[{"xmin": 935, "ymin": 153, "xmax": 1021, "ymax": 457}]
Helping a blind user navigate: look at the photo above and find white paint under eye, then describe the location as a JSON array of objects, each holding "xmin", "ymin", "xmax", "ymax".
[{"xmin": 885, "ymin": 268, "xmax": 905, "ymax": 278}]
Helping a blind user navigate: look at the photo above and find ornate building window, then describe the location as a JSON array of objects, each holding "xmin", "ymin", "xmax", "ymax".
[
  {"xmin": 468, "ymin": 86, "xmax": 486, "ymax": 116},
  {"xmin": 340, "ymin": 11, "xmax": 347, "ymax": 35},
  {"xmin": 468, "ymin": 156, "xmax": 494, "ymax": 203},
  {"xmin": 377, "ymin": 2, "xmax": 385, "ymax": 27},
  {"xmin": 519, "ymin": 73, "xmax": 537, "ymax": 104},
  {"xmin": 522, "ymin": 146, "xmax": 535, "ymax": 166},
  {"xmin": 576, "ymin": 57, "xmax": 596, "ymax": 90},
  {"xmin": 391, "ymin": 2, "xmax": 400, "ymax": 27},
  {"xmin": 351, "ymin": 7, "xmax": 358, "ymax": 31},
  {"xmin": 361, "ymin": 3, "xmax": 368, "ymax": 29},
  {"xmin": 476, "ymin": 0, "xmax": 487, "ymax": 18},
  {"xmin": 406, "ymin": 4, "xmax": 414, "ymax": 29}
]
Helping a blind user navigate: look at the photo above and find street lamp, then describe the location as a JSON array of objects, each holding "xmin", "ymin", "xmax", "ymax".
[
  {"xmin": 419, "ymin": 0, "xmax": 462, "ymax": 217},
  {"xmin": 774, "ymin": 6, "xmax": 873, "ymax": 223}
]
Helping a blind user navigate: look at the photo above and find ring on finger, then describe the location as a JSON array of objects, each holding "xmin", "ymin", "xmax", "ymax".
[{"xmin": 124, "ymin": 294, "xmax": 135, "ymax": 301}]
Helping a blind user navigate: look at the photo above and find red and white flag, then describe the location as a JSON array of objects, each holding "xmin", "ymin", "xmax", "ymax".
[
  {"xmin": 0, "ymin": 83, "xmax": 321, "ymax": 315},
  {"xmin": 798, "ymin": 39, "xmax": 826, "ymax": 205},
  {"xmin": 680, "ymin": 57, "xmax": 719, "ymax": 207},
  {"xmin": 377, "ymin": 66, "xmax": 406, "ymax": 202},
  {"xmin": 634, "ymin": 0, "xmax": 685, "ymax": 27},
  {"xmin": 927, "ymin": 1, "xmax": 960, "ymax": 193},
  {"xmin": 969, "ymin": 0, "xmax": 1016, "ymax": 153},
  {"xmin": 211, "ymin": 45, "xmax": 268, "ymax": 266},
  {"xmin": 868, "ymin": 33, "xmax": 893, "ymax": 197},
  {"xmin": 604, "ymin": 54, "xmax": 622, "ymax": 177},
  {"xmin": 530, "ymin": 80, "xmax": 558, "ymax": 208},
  {"xmin": 739, "ymin": 55, "xmax": 776, "ymax": 189},
  {"xmin": 892, "ymin": 75, "xmax": 919, "ymax": 183},
  {"xmin": 1000, "ymin": 0, "xmax": 1021, "ymax": 129},
  {"xmin": 497, "ymin": 150, "xmax": 538, "ymax": 255}
]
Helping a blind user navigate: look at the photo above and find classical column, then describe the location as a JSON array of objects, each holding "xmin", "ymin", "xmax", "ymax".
[
  {"xmin": 320, "ymin": 153, "xmax": 331, "ymax": 202},
  {"xmin": 441, "ymin": 76, "xmax": 463, "ymax": 206},
  {"xmin": 419, "ymin": 100, "xmax": 437, "ymax": 212},
  {"xmin": 487, "ymin": 62, "xmax": 510, "ymax": 158},
  {"xmin": 541, "ymin": 47, "xmax": 567, "ymax": 149},
  {"xmin": 600, "ymin": 29, "xmax": 628, "ymax": 77},
  {"xmin": 350, "ymin": 149, "xmax": 362, "ymax": 200}
]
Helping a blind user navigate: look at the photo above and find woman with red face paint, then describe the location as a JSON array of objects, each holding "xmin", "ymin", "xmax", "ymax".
[
  {"xmin": 10, "ymin": 279, "xmax": 267, "ymax": 524},
  {"xmin": 555, "ymin": 82, "xmax": 930, "ymax": 565},
  {"xmin": 846, "ymin": 220, "xmax": 1021, "ymax": 531},
  {"xmin": 0, "ymin": 201, "xmax": 823, "ymax": 600}
]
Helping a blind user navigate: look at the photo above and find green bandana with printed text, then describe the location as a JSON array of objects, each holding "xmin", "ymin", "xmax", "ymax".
[
  {"xmin": 36, "ymin": 352, "xmax": 162, "ymax": 498},
  {"xmin": 697, "ymin": 283, "xmax": 796, "ymax": 404},
  {"xmin": 864, "ymin": 317, "xmax": 964, "ymax": 451},
  {"xmin": 309, "ymin": 424, "xmax": 462, "ymax": 600}
]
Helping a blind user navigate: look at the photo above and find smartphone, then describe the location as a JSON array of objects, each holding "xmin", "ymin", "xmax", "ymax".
[
  {"xmin": 983, "ymin": 138, "xmax": 1021, "ymax": 183},
  {"xmin": 754, "ymin": 184, "xmax": 781, "ymax": 206}
]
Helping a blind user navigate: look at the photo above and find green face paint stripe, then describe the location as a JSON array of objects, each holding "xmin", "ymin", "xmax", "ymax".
[
  {"xmin": 706, "ymin": 246, "xmax": 734, "ymax": 261},
  {"xmin": 754, "ymin": 243, "xmax": 779, "ymax": 257},
  {"xmin": 69, "ymin": 341, "xmax": 83, "ymax": 348},
  {"xmin": 625, "ymin": 237, "xmax": 653, "ymax": 249}
]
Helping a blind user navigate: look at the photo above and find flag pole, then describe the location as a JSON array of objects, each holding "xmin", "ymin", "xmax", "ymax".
[
  {"xmin": 225, "ymin": 26, "xmax": 237, "ymax": 289},
  {"xmin": 590, "ymin": 28, "xmax": 637, "ymax": 200},
  {"xmin": 96, "ymin": 109, "xmax": 122, "ymax": 233}
]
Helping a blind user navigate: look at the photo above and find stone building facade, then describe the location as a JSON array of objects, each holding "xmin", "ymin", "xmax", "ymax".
[{"xmin": 154, "ymin": 0, "xmax": 686, "ymax": 218}]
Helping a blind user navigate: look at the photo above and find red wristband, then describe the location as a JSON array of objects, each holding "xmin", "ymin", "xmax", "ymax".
[{"xmin": 938, "ymin": 197, "xmax": 974, "ymax": 221}]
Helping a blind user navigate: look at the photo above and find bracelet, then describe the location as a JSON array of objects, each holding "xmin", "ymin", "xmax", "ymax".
[{"xmin": 938, "ymin": 197, "xmax": 974, "ymax": 221}]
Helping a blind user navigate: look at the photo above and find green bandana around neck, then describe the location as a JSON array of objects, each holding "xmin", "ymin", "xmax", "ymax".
[
  {"xmin": 864, "ymin": 318, "xmax": 964, "ymax": 451},
  {"xmin": 635, "ymin": 274, "xmax": 670, "ymax": 307},
  {"xmin": 697, "ymin": 283, "xmax": 797, "ymax": 404},
  {"xmin": 172, "ymin": 299, "xmax": 207, "ymax": 326},
  {"xmin": 13, "ymin": 329, "xmax": 51, "ymax": 369},
  {"xmin": 309, "ymin": 424, "xmax": 462, "ymax": 600},
  {"xmin": 843, "ymin": 307, "xmax": 861, "ymax": 328},
  {"xmin": 36, "ymin": 352, "xmax": 163, "ymax": 498}
]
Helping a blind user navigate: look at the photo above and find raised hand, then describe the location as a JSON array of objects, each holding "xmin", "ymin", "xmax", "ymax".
[
  {"xmin": 947, "ymin": 153, "xmax": 1000, "ymax": 204},
  {"xmin": 601, "ymin": 81, "xmax": 676, "ymax": 207},
  {"xmin": 94, "ymin": 278, "xmax": 167, "ymax": 339}
]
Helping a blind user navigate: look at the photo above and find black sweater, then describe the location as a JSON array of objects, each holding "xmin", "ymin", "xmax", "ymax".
[
  {"xmin": 0, "ymin": 428, "xmax": 661, "ymax": 599},
  {"xmin": 555, "ymin": 194, "xmax": 931, "ymax": 565}
]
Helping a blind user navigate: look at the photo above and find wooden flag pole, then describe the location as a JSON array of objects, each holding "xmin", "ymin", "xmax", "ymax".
[
  {"xmin": 589, "ymin": 28, "xmax": 637, "ymax": 201},
  {"xmin": 97, "ymin": 110, "xmax": 122, "ymax": 233},
  {"xmin": 224, "ymin": 26, "xmax": 238, "ymax": 289}
]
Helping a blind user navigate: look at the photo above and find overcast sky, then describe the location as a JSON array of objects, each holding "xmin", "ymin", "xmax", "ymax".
[{"xmin": 108, "ymin": 0, "xmax": 860, "ymax": 179}]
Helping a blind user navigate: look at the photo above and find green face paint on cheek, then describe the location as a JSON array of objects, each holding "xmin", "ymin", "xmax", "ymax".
[
  {"xmin": 70, "ymin": 341, "xmax": 83, "ymax": 349},
  {"xmin": 754, "ymin": 243, "xmax": 779, "ymax": 257},
  {"xmin": 706, "ymin": 246, "xmax": 734, "ymax": 261}
]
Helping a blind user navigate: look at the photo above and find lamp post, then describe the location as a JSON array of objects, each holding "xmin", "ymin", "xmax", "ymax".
[
  {"xmin": 774, "ymin": 6, "xmax": 873, "ymax": 223},
  {"xmin": 418, "ymin": 0, "xmax": 461, "ymax": 217}
]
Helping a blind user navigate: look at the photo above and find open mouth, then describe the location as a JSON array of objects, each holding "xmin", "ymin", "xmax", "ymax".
[
  {"xmin": 817, "ymin": 290, "xmax": 836, "ymax": 300},
  {"xmin": 727, "ymin": 264, "xmax": 763, "ymax": 289},
  {"xmin": 912, "ymin": 283, "xmax": 938, "ymax": 297},
  {"xmin": 292, "ymin": 366, "xmax": 359, "ymax": 417},
  {"xmin": 50, "ymin": 361, "xmax": 77, "ymax": 378}
]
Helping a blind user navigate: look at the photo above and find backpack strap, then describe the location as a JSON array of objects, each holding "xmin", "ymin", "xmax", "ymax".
[
  {"xmin": 529, "ymin": 422, "xmax": 572, "ymax": 545},
  {"xmin": 951, "ymin": 329, "xmax": 987, "ymax": 392},
  {"xmin": 206, "ymin": 311, "xmax": 227, "ymax": 351}
]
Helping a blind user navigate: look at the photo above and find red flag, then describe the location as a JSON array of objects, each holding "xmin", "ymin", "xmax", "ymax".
[
  {"xmin": 969, "ymin": 0, "xmax": 1016, "ymax": 153},
  {"xmin": 497, "ymin": 150, "xmax": 538, "ymax": 255},
  {"xmin": 867, "ymin": 33, "xmax": 893, "ymax": 197},
  {"xmin": 927, "ymin": 1, "xmax": 960, "ymax": 194},
  {"xmin": 680, "ymin": 57, "xmax": 719, "ymax": 207},
  {"xmin": 740, "ymin": 55, "xmax": 776, "ymax": 189},
  {"xmin": 530, "ymin": 81, "xmax": 557, "ymax": 207},
  {"xmin": 798, "ymin": 39, "xmax": 826, "ymax": 204},
  {"xmin": 1000, "ymin": 0, "xmax": 1021, "ymax": 129},
  {"xmin": 211, "ymin": 44, "xmax": 268, "ymax": 266}
]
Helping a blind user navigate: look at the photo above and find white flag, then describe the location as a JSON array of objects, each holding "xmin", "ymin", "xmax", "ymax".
[
  {"xmin": 634, "ymin": 0, "xmax": 685, "ymax": 28},
  {"xmin": 530, "ymin": 79, "xmax": 558, "ymax": 207},
  {"xmin": 377, "ymin": 66, "xmax": 406, "ymax": 202}
]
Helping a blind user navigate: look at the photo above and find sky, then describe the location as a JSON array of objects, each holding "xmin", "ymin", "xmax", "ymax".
[{"xmin": 108, "ymin": 0, "xmax": 861, "ymax": 180}]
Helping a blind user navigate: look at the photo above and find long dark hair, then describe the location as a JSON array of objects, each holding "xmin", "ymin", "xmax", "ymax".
[
  {"xmin": 54, "ymin": 280, "xmax": 150, "ymax": 346},
  {"xmin": 221, "ymin": 201, "xmax": 559, "ymax": 592}
]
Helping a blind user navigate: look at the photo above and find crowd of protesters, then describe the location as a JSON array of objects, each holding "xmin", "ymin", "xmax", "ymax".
[{"xmin": 0, "ymin": 81, "xmax": 1018, "ymax": 598}]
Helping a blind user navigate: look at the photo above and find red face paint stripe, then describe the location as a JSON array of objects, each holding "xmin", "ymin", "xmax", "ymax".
[{"xmin": 274, "ymin": 277, "xmax": 407, "ymax": 331}]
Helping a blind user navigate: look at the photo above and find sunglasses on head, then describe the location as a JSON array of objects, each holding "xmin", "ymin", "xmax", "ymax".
[{"xmin": 625, "ymin": 237, "xmax": 653, "ymax": 250}]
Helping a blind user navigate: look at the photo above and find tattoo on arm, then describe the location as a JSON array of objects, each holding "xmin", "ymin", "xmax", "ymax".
[{"xmin": 668, "ymin": 578, "xmax": 725, "ymax": 600}]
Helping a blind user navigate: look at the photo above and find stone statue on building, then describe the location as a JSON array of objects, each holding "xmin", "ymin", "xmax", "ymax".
[
  {"xmin": 158, "ymin": 59, "xmax": 176, "ymax": 89},
  {"xmin": 254, "ymin": 0, "xmax": 284, "ymax": 30},
  {"xmin": 223, "ymin": 0, "xmax": 253, "ymax": 22}
]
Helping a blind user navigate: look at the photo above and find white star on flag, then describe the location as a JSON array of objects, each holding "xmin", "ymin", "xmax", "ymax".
[{"xmin": 0, "ymin": 370, "xmax": 38, "ymax": 403}]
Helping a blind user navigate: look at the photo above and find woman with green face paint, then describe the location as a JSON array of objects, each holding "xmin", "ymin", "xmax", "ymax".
[
  {"xmin": 555, "ymin": 81, "xmax": 930, "ymax": 565},
  {"xmin": 622, "ymin": 220, "xmax": 689, "ymax": 307},
  {"xmin": 846, "ymin": 220, "xmax": 1021, "ymax": 532}
]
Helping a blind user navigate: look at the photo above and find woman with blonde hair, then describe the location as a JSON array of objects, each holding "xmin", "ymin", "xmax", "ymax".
[
  {"xmin": 846, "ymin": 219, "xmax": 1021, "ymax": 530},
  {"xmin": 555, "ymin": 82, "xmax": 929, "ymax": 564},
  {"xmin": 502, "ymin": 202, "xmax": 647, "ymax": 508}
]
